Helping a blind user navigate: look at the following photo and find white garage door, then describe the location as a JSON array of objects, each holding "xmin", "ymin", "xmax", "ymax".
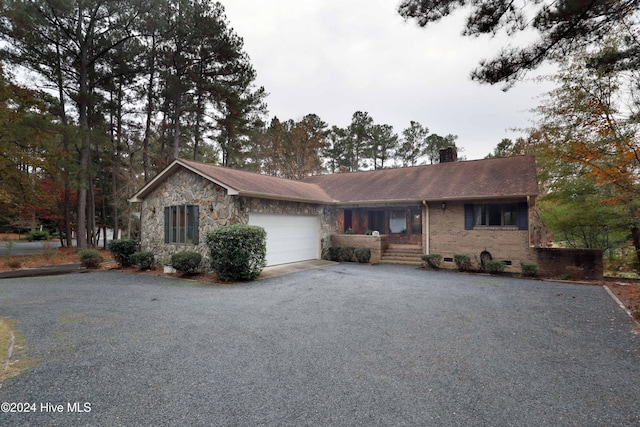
[{"xmin": 248, "ymin": 213, "xmax": 320, "ymax": 266}]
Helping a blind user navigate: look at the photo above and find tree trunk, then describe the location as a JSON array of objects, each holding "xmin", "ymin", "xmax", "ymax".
[
  {"xmin": 56, "ymin": 41, "xmax": 73, "ymax": 247},
  {"xmin": 142, "ymin": 34, "xmax": 156, "ymax": 182},
  {"xmin": 75, "ymin": 8, "xmax": 90, "ymax": 249},
  {"xmin": 111, "ymin": 80, "xmax": 122, "ymax": 242},
  {"xmin": 631, "ymin": 226, "xmax": 640, "ymax": 270},
  {"xmin": 171, "ymin": 92, "xmax": 181, "ymax": 160}
]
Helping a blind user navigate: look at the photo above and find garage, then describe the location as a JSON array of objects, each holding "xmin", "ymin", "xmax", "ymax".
[{"xmin": 248, "ymin": 213, "xmax": 321, "ymax": 266}]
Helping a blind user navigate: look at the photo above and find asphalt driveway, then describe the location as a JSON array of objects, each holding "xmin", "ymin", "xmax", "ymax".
[{"xmin": 0, "ymin": 264, "xmax": 638, "ymax": 426}]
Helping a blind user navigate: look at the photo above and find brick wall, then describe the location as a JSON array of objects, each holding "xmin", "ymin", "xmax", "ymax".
[
  {"xmin": 428, "ymin": 201, "xmax": 536, "ymax": 273},
  {"xmin": 535, "ymin": 248, "xmax": 603, "ymax": 280}
]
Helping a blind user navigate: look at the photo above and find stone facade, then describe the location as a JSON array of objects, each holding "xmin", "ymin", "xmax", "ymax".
[{"xmin": 140, "ymin": 169, "xmax": 338, "ymax": 265}]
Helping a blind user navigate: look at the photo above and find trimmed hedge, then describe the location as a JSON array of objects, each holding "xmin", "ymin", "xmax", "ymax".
[
  {"xmin": 79, "ymin": 249, "xmax": 103, "ymax": 269},
  {"xmin": 107, "ymin": 239, "xmax": 138, "ymax": 267},
  {"xmin": 205, "ymin": 225, "xmax": 266, "ymax": 281},
  {"xmin": 485, "ymin": 260, "xmax": 506, "ymax": 274},
  {"xmin": 354, "ymin": 247, "xmax": 371, "ymax": 263},
  {"xmin": 454, "ymin": 254, "xmax": 472, "ymax": 272},
  {"xmin": 326, "ymin": 246, "xmax": 370, "ymax": 263},
  {"xmin": 171, "ymin": 251, "xmax": 202, "ymax": 275},
  {"xmin": 520, "ymin": 262, "xmax": 538, "ymax": 277},
  {"xmin": 421, "ymin": 254, "xmax": 442, "ymax": 269},
  {"xmin": 131, "ymin": 251, "xmax": 156, "ymax": 270}
]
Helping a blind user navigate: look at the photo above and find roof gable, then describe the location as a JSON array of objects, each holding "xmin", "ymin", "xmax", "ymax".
[
  {"xmin": 130, "ymin": 156, "xmax": 538, "ymax": 204},
  {"xmin": 129, "ymin": 159, "xmax": 335, "ymax": 204}
]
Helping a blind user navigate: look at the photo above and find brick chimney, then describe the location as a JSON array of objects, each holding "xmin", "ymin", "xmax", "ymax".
[{"xmin": 439, "ymin": 147, "xmax": 458, "ymax": 163}]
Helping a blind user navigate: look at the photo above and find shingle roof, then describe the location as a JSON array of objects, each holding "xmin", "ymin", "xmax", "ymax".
[
  {"xmin": 180, "ymin": 159, "xmax": 335, "ymax": 203},
  {"xmin": 129, "ymin": 156, "xmax": 538, "ymax": 204},
  {"xmin": 129, "ymin": 158, "xmax": 335, "ymax": 204},
  {"xmin": 303, "ymin": 156, "xmax": 539, "ymax": 203}
]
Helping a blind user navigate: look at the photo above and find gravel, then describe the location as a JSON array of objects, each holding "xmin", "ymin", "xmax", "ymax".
[{"xmin": 0, "ymin": 264, "xmax": 638, "ymax": 426}]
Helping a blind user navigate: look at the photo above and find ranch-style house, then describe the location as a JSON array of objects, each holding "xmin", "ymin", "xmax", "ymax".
[{"xmin": 129, "ymin": 149, "xmax": 550, "ymax": 274}]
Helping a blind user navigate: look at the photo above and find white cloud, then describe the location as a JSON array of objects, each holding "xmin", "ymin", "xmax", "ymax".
[{"xmin": 222, "ymin": 0, "xmax": 554, "ymax": 160}]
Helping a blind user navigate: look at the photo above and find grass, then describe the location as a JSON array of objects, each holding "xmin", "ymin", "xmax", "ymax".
[{"xmin": 0, "ymin": 318, "xmax": 36, "ymax": 386}]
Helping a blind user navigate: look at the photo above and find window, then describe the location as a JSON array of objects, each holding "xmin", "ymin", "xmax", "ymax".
[
  {"xmin": 344, "ymin": 209, "xmax": 353, "ymax": 232},
  {"xmin": 389, "ymin": 210, "xmax": 407, "ymax": 234},
  {"xmin": 164, "ymin": 205, "xmax": 199, "ymax": 244},
  {"xmin": 368, "ymin": 211, "xmax": 385, "ymax": 233},
  {"xmin": 465, "ymin": 203, "xmax": 528, "ymax": 230},
  {"xmin": 474, "ymin": 204, "xmax": 517, "ymax": 226},
  {"xmin": 411, "ymin": 208, "xmax": 422, "ymax": 234}
]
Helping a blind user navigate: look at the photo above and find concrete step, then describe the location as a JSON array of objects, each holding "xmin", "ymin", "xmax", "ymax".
[
  {"xmin": 379, "ymin": 258, "xmax": 423, "ymax": 266},
  {"xmin": 380, "ymin": 246, "xmax": 423, "ymax": 266},
  {"xmin": 384, "ymin": 249, "xmax": 422, "ymax": 257}
]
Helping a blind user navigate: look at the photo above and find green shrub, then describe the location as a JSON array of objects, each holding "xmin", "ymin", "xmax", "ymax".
[
  {"xmin": 131, "ymin": 251, "xmax": 156, "ymax": 270},
  {"xmin": 337, "ymin": 246, "xmax": 355, "ymax": 262},
  {"xmin": 520, "ymin": 262, "xmax": 538, "ymax": 277},
  {"xmin": 453, "ymin": 254, "xmax": 472, "ymax": 272},
  {"xmin": 354, "ymin": 247, "xmax": 371, "ymax": 263},
  {"xmin": 326, "ymin": 246, "xmax": 367, "ymax": 262},
  {"xmin": 325, "ymin": 246, "xmax": 340, "ymax": 261},
  {"xmin": 485, "ymin": 260, "xmax": 506, "ymax": 274},
  {"xmin": 421, "ymin": 254, "xmax": 442, "ymax": 269},
  {"xmin": 26, "ymin": 230, "xmax": 49, "ymax": 241},
  {"xmin": 205, "ymin": 225, "xmax": 266, "ymax": 281},
  {"xmin": 107, "ymin": 239, "xmax": 138, "ymax": 267},
  {"xmin": 171, "ymin": 251, "xmax": 202, "ymax": 275},
  {"xmin": 79, "ymin": 249, "xmax": 103, "ymax": 269}
]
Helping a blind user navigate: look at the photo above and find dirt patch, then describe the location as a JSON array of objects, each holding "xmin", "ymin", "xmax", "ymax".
[{"xmin": 0, "ymin": 233, "xmax": 23, "ymax": 241}]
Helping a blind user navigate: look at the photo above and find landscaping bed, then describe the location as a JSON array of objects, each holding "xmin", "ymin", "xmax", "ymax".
[
  {"xmin": 0, "ymin": 247, "xmax": 111, "ymax": 272},
  {"xmin": 603, "ymin": 279, "xmax": 640, "ymax": 321}
]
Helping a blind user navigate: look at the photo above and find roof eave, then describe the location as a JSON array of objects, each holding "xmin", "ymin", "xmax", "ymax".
[
  {"xmin": 332, "ymin": 193, "xmax": 538, "ymax": 206},
  {"xmin": 424, "ymin": 193, "xmax": 538, "ymax": 202},
  {"xmin": 236, "ymin": 191, "xmax": 334, "ymax": 205},
  {"xmin": 128, "ymin": 159, "xmax": 240, "ymax": 202}
]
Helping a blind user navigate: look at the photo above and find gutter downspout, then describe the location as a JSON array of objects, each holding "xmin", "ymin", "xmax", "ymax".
[{"xmin": 422, "ymin": 200, "xmax": 429, "ymax": 255}]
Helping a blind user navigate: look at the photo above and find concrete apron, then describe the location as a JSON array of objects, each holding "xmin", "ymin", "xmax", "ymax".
[{"xmin": 258, "ymin": 259, "xmax": 335, "ymax": 280}]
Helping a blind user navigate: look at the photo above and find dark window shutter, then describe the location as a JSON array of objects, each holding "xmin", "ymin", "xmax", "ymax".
[
  {"xmin": 164, "ymin": 207, "xmax": 170, "ymax": 243},
  {"xmin": 517, "ymin": 202, "xmax": 528, "ymax": 230},
  {"xmin": 190, "ymin": 205, "xmax": 199, "ymax": 244},
  {"xmin": 464, "ymin": 204, "xmax": 474, "ymax": 230}
]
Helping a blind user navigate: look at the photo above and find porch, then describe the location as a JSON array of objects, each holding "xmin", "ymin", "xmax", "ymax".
[
  {"xmin": 331, "ymin": 233, "xmax": 423, "ymax": 266},
  {"xmin": 341, "ymin": 206, "xmax": 424, "ymax": 246}
]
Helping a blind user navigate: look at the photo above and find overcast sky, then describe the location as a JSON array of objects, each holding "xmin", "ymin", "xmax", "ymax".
[{"xmin": 221, "ymin": 0, "xmax": 556, "ymax": 161}]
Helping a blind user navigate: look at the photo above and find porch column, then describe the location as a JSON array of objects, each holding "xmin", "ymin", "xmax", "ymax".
[{"xmin": 422, "ymin": 201, "xmax": 429, "ymax": 255}]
